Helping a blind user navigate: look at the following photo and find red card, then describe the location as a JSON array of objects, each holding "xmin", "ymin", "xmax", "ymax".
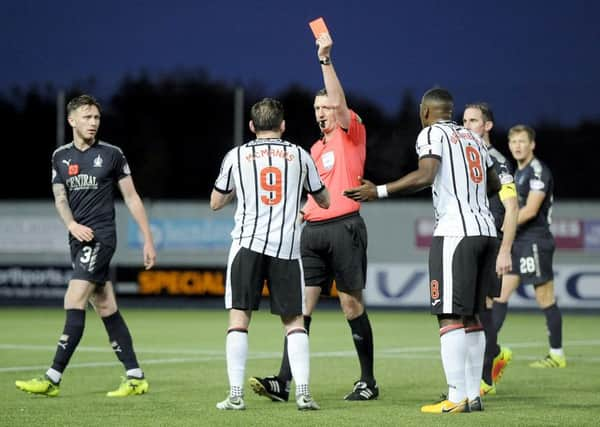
[{"xmin": 309, "ymin": 17, "xmax": 329, "ymax": 39}]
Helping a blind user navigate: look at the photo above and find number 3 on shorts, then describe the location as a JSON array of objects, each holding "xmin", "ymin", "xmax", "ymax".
[
  {"xmin": 260, "ymin": 166, "xmax": 282, "ymax": 205},
  {"xmin": 80, "ymin": 246, "xmax": 93, "ymax": 264}
]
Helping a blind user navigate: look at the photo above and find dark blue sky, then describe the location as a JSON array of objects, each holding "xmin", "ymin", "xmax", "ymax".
[{"xmin": 2, "ymin": 0, "xmax": 599, "ymax": 127}]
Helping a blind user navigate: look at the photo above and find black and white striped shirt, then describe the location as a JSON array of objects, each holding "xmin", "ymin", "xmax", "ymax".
[
  {"xmin": 416, "ymin": 121, "xmax": 497, "ymax": 237},
  {"xmin": 214, "ymin": 138, "xmax": 325, "ymax": 259}
]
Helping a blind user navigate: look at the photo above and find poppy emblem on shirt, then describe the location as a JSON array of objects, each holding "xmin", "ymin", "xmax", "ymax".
[{"xmin": 68, "ymin": 164, "xmax": 79, "ymax": 176}]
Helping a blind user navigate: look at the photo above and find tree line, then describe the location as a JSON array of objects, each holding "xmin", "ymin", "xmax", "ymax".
[{"xmin": 1, "ymin": 70, "xmax": 598, "ymax": 200}]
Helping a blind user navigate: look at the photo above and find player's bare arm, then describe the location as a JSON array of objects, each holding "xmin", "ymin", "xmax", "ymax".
[
  {"xmin": 317, "ymin": 33, "xmax": 351, "ymax": 129},
  {"xmin": 311, "ymin": 187, "xmax": 330, "ymax": 209},
  {"xmin": 118, "ymin": 176, "xmax": 156, "ymax": 270},
  {"xmin": 52, "ymin": 183, "xmax": 94, "ymax": 242},
  {"xmin": 517, "ymin": 190, "xmax": 545, "ymax": 225},
  {"xmin": 210, "ymin": 188, "xmax": 236, "ymax": 211},
  {"xmin": 496, "ymin": 194, "xmax": 518, "ymax": 275},
  {"xmin": 343, "ymin": 157, "xmax": 439, "ymax": 202}
]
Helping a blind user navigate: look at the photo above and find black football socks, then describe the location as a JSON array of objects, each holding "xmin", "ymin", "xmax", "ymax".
[
  {"xmin": 348, "ymin": 311, "xmax": 375, "ymax": 386},
  {"xmin": 102, "ymin": 310, "xmax": 142, "ymax": 375},
  {"xmin": 50, "ymin": 308, "xmax": 86, "ymax": 377}
]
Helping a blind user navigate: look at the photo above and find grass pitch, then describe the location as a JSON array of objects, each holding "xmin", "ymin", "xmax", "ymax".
[{"xmin": 1, "ymin": 307, "xmax": 598, "ymax": 426}]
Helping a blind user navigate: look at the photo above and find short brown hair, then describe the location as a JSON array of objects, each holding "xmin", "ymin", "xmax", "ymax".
[
  {"xmin": 250, "ymin": 98, "xmax": 284, "ymax": 132},
  {"xmin": 465, "ymin": 102, "xmax": 494, "ymax": 123},
  {"xmin": 508, "ymin": 124, "xmax": 535, "ymax": 141},
  {"xmin": 67, "ymin": 94, "xmax": 102, "ymax": 115}
]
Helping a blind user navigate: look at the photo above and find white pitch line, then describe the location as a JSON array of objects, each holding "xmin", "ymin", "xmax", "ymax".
[
  {"xmin": 0, "ymin": 344, "xmax": 223, "ymax": 355},
  {"xmin": 1, "ymin": 339, "xmax": 599, "ymax": 355},
  {"xmin": 495, "ymin": 339, "xmax": 600, "ymax": 349},
  {"xmin": 3, "ymin": 352, "xmax": 600, "ymax": 373},
  {"xmin": 2, "ymin": 339, "xmax": 600, "ymax": 373}
]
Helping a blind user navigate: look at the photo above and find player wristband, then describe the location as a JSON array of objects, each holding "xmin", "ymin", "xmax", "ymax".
[
  {"xmin": 319, "ymin": 57, "xmax": 331, "ymax": 65},
  {"xmin": 376, "ymin": 185, "xmax": 388, "ymax": 199}
]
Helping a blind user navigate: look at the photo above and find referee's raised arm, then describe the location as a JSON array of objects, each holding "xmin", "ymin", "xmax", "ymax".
[{"xmin": 316, "ymin": 33, "xmax": 351, "ymax": 130}]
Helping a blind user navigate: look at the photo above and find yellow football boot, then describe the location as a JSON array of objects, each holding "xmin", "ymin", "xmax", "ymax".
[{"xmin": 106, "ymin": 377, "xmax": 149, "ymax": 397}]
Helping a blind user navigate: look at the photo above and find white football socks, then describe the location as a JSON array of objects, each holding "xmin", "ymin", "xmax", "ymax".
[
  {"xmin": 465, "ymin": 329, "xmax": 485, "ymax": 400},
  {"xmin": 440, "ymin": 327, "xmax": 467, "ymax": 403},
  {"xmin": 226, "ymin": 330, "xmax": 248, "ymax": 397},
  {"xmin": 286, "ymin": 330, "xmax": 310, "ymax": 396}
]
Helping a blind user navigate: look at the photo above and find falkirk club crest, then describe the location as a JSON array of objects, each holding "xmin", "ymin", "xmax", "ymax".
[{"xmin": 93, "ymin": 154, "xmax": 103, "ymax": 168}]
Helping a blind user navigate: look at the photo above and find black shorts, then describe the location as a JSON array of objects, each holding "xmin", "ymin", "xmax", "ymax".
[
  {"xmin": 301, "ymin": 212, "xmax": 367, "ymax": 293},
  {"xmin": 429, "ymin": 236, "xmax": 498, "ymax": 316},
  {"xmin": 510, "ymin": 238, "xmax": 555, "ymax": 285},
  {"xmin": 225, "ymin": 242, "xmax": 304, "ymax": 316},
  {"xmin": 70, "ymin": 239, "xmax": 115, "ymax": 285}
]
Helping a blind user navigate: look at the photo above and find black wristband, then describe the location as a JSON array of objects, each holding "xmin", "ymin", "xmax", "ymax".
[{"xmin": 319, "ymin": 57, "xmax": 331, "ymax": 65}]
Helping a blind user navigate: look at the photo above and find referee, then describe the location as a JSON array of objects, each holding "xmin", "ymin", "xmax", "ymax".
[{"xmin": 249, "ymin": 31, "xmax": 378, "ymax": 403}]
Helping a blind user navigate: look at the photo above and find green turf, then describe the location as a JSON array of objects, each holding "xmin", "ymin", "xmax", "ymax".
[{"xmin": 1, "ymin": 307, "xmax": 598, "ymax": 426}]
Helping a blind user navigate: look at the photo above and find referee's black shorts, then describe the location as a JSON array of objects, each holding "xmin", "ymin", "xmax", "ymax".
[{"xmin": 301, "ymin": 212, "xmax": 367, "ymax": 294}]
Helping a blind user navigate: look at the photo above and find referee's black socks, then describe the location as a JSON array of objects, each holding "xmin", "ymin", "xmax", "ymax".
[{"xmin": 348, "ymin": 311, "xmax": 375, "ymax": 385}]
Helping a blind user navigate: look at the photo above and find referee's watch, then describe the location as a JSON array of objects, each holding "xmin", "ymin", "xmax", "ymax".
[{"xmin": 319, "ymin": 57, "xmax": 331, "ymax": 65}]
